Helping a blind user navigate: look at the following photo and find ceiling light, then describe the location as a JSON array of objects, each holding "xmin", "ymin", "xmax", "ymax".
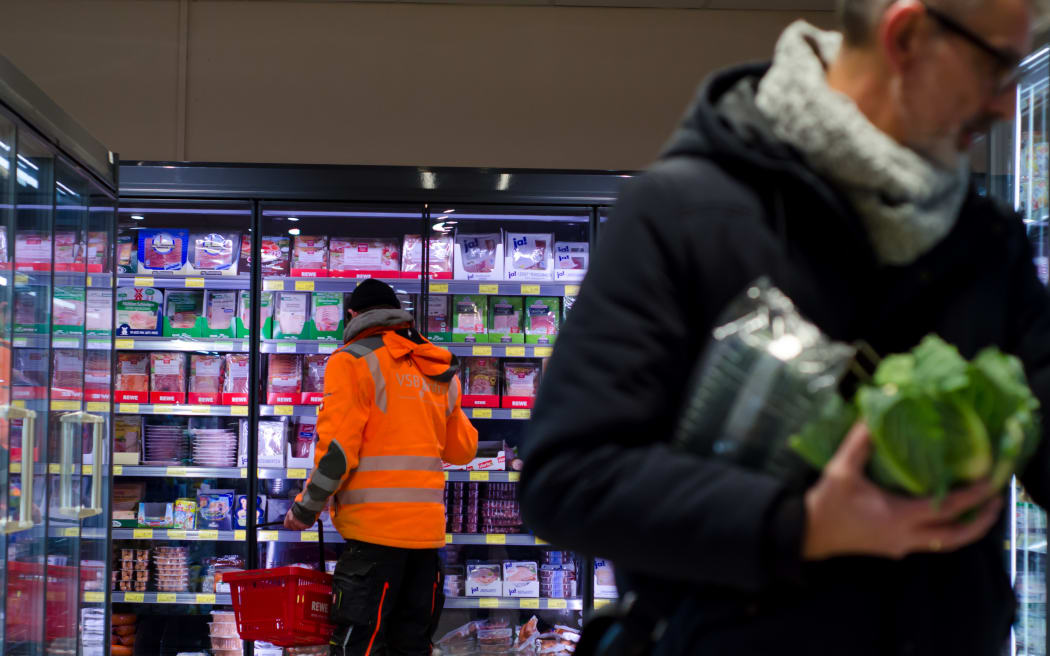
[
  {"xmin": 131, "ymin": 215, "xmax": 145, "ymax": 221},
  {"xmin": 287, "ymin": 217, "xmax": 299, "ymax": 222},
  {"xmin": 288, "ymin": 228, "xmax": 300, "ymax": 236},
  {"xmin": 497, "ymin": 173, "xmax": 511, "ymax": 191}
]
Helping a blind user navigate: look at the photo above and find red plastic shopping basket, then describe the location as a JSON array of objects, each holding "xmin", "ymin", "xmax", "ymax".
[{"xmin": 224, "ymin": 520, "xmax": 335, "ymax": 647}]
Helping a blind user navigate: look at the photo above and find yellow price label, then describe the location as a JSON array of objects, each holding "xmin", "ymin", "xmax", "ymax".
[
  {"xmin": 167, "ymin": 530, "xmax": 187, "ymax": 540},
  {"xmin": 86, "ymin": 276, "xmax": 94, "ymax": 288},
  {"xmin": 319, "ymin": 343, "xmax": 338, "ymax": 354},
  {"xmin": 263, "ymin": 279, "xmax": 284, "ymax": 291},
  {"xmin": 64, "ymin": 527, "xmax": 79, "ymax": 537},
  {"xmin": 511, "ymin": 409, "xmax": 531, "ymax": 420},
  {"xmin": 240, "ymin": 468, "xmax": 248, "ymax": 478},
  {"xmin": 472, "ymin": 345, "xmax": 492, "ymax": 356},
  {"xmin": 156, "ymin": 593, "xmax": 178, "ymax": 604},
  {"xmin": 479, "ymin": 284, "xmax": 499, "ymax": 295},
  {"xmin": 520, "ymin": 598, "xmax": 541, "ymax": 609},
  {"xmin": 443, "ymin": 471, "xmax": 449, "ymax": 481},
  {"xmin": 564, "ymin": 285, "xmax": 580, "ymax": 296},
  {"xmin": 86, "ymin": 402, "xmax": 110, "ymax": 412},
  {"xmin": 302, "ymin": 532, "xmax": 319, "ymax": 542},
  {"xmin": 119, "ymin": 403, "xmax": 140, "ymax": 414},
  {"xmin": 472, "ymin": 408, "xmax": 493, "ymax": 419},
  {"xmin": 594, "ymin": 598, "xmax": 611, "ymax": 609},
  {"xmin": 294, "ymin": 280, "xmax": 315, "ymax": 292},
  {"xmin": 231, "ymin": 406, "xmax": 249, "ymax": 416},
  {"xmin": 534, "ymin": 347, "xmax": 553, "ymax": 358},
  {"xmin": 274, "ymin": 405, "xmax": 294, "ymax": 416},
  {"xmin": 84, "ymin": 591, "xmax": 105, "ymax": 603},
  {"xmin": 184, "ymin": 277, "xmax": 205, "ymax": 288},
  {"xmin": 534, "ymin": 536, "xmax": 549, "ymax": 545},
  {"xmin": 9, "ymin": 463, "xmax": 20, "ymax": 474},
  {"xmin": 153, "ymin": 404, "xmax": 175, "ymax": 414},
  {"xmin": 133, "ymin": 529, "xmax": 154, "ymax": 539},
  {"xmin": 213, "ymin": 341, "xmax": 234, "ymax": 351},
  {"xmin": 124, "ymin": 592, "xmax": 145, "ymax": 603},
  {"xmin": 276, "ymin": 342, "xmax": 297, "ymax": 353},
  {"xmin": 14, "ymin": 273, "xmax": 27, "ymax": 285},
  {"xmin": 508, "ymin": 472, "xmax": 521, "ymax": 482},
  {"xmin": 51, "ymin": 400, "xmax": 80, "ymax": 411},
  {"xmin": 48, "ymin": 463, "xmax": 61, "ymax": 474},
  {"xmin": 521, "ymin": 284, "xmax": 541, "ymax": 295},
  {"xmin": 547, "ymin": 599, "xmax": 568, "ymax": 609},
  {"xmin": 114, "ymin": 339, "xmax": 135, "ymax": 350},
  {"xmin": 191, "ymin": 405, "xmax": 212, "ymax": 414},
  {"xmin": 485, "ymin": 534, "xmax": 506, "ymax": 545},
  {"xmin": 166, "ymin": 467, "xmax": 187, "ymax": 477},
  {"xmin": 133, "ymin": 276, "xmax": 154, "ymax": 287},
  {"xmin": 479, "ymin": 598, "xmax": 500, "ymax": 609},
  {"xmin": 12, "ymin": 400, "xmax": 24, "ymax": 409},
  {"xmin": 469, "ymin": 471, "xmax": 489, "ymax": 482},
  {"xmin": 235, "ymin": 530, "xmax": 246, "ymax": 541},
  {"xmin": 82, "ymin": 465, "xmax": 93, "ymax": 475},
  {"xmin": 259, "ymin": 530, "xmax": 279, "ymax": 542},
  {"xmin": 113, "ymin": 465, "xmax": 123, "ymax": 475},
  {"xmin": 288, "ymin": 468, "xmax": 308, "ymax": 479},
  {"xmin": 199, "ymin": 530, "xmax": 219, "ymax": 540},
  {"xmin": 197, "ymin": 593, "xmax": 217, "ymax": 604},
  {"xmin": 446, "ymin": 534, "xmax": 453, "ymax": 544},
  {"xmin": 429, "ymin": 282, "xmax": 449, "ymax": 294},
  {"xmin": 505, "ymin": 346, "xmax": 526, "ymax": 357}
]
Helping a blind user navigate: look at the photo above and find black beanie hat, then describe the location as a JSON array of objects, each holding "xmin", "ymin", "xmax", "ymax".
[{"xmin": 348, "ymin": 279, "xmax": 401, "ymax": 312}]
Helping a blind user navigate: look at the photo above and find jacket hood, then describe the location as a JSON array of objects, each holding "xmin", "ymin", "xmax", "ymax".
[{"xmin": 346, "ymin": 308, "xmax": 460, "ymax": 382}]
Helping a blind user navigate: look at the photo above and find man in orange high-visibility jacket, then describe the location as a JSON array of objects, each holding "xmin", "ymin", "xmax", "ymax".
[{"xmin": 284, "ymin": 279, "xmax": 478, "ymax": 656}]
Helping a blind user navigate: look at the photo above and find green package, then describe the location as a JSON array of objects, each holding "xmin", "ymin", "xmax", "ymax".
[
  {"xmin": 52, "ymin": 286, "xmax": 86, "ymax": 335},
  {"xmin": 452, "ymin": 295, "xmax": 488, "ymax": 343},
  {"xmin": 259, "ymin": 291, "xmax": 273, "ymax": 339},
  {"xmin": 311, "ymin": 292, "xmax": 345, "ymax": 340},
  {"xmin": 115, "ymin": 287, "xmax": 162, "ymax": 336},
  {"xmin": 15, "ymin": 287, "xmax": 48, "ymax": 335},
  {"xmin": 426, "ymin": 296, "xmax": 451, "ymax": 343},
  {"xmin": 164, "ymin": 290, "xmax": 204, "ymax": 338},
  {"xmin": 525, "ymin": 297, "xmax": 560, "ymax": 345},
  {"xmin": 487, "ymin": 296, "xmax": 524, "ymax": 344}
]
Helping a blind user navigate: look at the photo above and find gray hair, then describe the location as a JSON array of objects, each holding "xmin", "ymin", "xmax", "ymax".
[{"xmin": 837, "ymin": 0, "xmax": 1025, "ymax": 45}]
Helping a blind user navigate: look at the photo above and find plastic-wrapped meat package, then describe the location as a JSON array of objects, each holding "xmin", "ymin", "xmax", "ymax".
[
  {"xmin": 113, "ymin": 416, "xmax": 142, "ymax": 457},
  {"xmin": 52, "ymin": 286, "xmax": 86, "ymax": 333},
  {"xmin": 456, "ymin": 234, "xmax": 500, "ymax": 275},
  {"xmin": 150, "ymin": 352, "xmax": 187, "ymax": 393},
  {"xmin": 302, "ymin": 354, "xmax": 327, "ymax": 402},
  {"xmin": 189, "ymin": 354, "xmax": 223, "ymax": 395},
  {"xmin": 239, "ymin": 234, "xmax": 252, "ymax": 272},
  {"xmin": 275, "ymin": 292, "xmax": 309, "ymax": 337},
  {"xmin": 117, "ymin": 232, "xmax": 136, "ymax": 273},
  {"xmin": 165, "ymin": 291, "xmax": 204, "ymax": 331},
  {"xmin": 86, "ymin": 232, "xmax": 108, "ymax": 272},
  {"xmin": 15, "ymin": 231, "xmax": 51, "ymax": 270},
  {"xmin": 138, "ymin": 229, "xmax": 189, "ymax": 272},
  {"xmin": 189, "ymin": 232, "xmax": 239, "ymax": 273},
  {"xmin": 238, "ymin": 291, "xmax": 251, "ymax": 333},
  {"xmin": 223, "ymin": 354, "xmax": 249, "ymax": 394},
  {"xmin": 526, "ymin": 298, "xmax": 560, "ymax": 336},
  {"xmin": 13, "ymin": 350, "xmax": 48, "ymax": 388},
  {"xmin": 330, "ymin": 238, "xmax": 400, "ymax": 275},
  {"xmin": 206, "ymin": 291, "xmax": 237, "ymax": 330},
  {"xmin": 427, "ymin": 296, "xmax": 450, "ymax": 335},
  {"xmin": 267, "ymin": 354, "xmax": 302, "ymax": 401},
  {"xmin": 261, "ymin": 236, "xmax": 291, "ymax": 276},
  {"xmin": 115, "ymin": 287, "xmax": 163, "ymax": 336},
  {"xmin": 86, "ymin": 289, "xmax": 113, "ymax": 335},
  {"xmin": 52, "ymin": 350, "xmax": 84, "ymax": 398},
  {"xmin": 464, "ymin": 358, "xmax": 500, "ymax": 396},
  {"xmin": 311, "ymin": 292, "xmax": 343, "ymax": 337},
  {"xmin": 14, "ymin": 288, "xmax": 46, "ymax": 332},
  {"xmin": 402, "ymin": 234, "xmax": 453, "ymax": 275},
  {"xmin": 54, "ymin": 231, "xmax": 84, "ymax": 270},
  {"xmin": 257, "ymin": 420, "xmax": 287, "ymax": 467},
  {"xmin": 84, "ymin": 351, "xmax": 111, "ymax": 399},
  {"xmin": 503, "ymin": 362, "xmax": 540, "ymax": 399},
  {"xmin": 116, "ymin": 353, "xmax": 149, "ymax": 393},
  {"xmin": 291, "ymin": 236, "xmax": 329, "ymax": 274}
]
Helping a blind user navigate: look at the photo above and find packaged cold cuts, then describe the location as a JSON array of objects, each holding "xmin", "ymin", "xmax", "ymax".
[
  {"xmin": 52, "ymin": 286, "xmax": 86, "ymax": 334},
  {"xmin": 206, "ymin": 291, "xmax": 237, "ymax": 331},
  {"xmin": 261, "ymin": 236, "xmax": 292, "ymax": 276},
  {"xmin": 187, "ymin": 232, "xmax": 240, "ymax": 276},
  {"xmin": 311, "ymin": 292, "xmax": 344, "ymax": 339},
  {"xmin": 525, "ymin": 297, "xmax": 560, "ymax": 344},
  {"xmin": 116, "ymin": 287, "xmax": 163, "ymax": 336},
  {"xmin": 137, "ymin": 229, "xmax": 189, "ymax": 273},
  {"xmin": 267, "ymin": 354, "xmax": 302, "ymax": 404},
  {"xmin": 554, "ymin": 241, "xmax": 588, "ymax": 282},
  {"xmin": 164, "ymin": 290, "xmax": 204, "ymax": 337},
  {"xmin": 454, "ymin": 233, "xmax": 503, "ymax": 280},
  {"xmin": 291, "ymin": 235, "xmax": 329, "ymax": 277},
  {"xmin": 274, "ymin": 292, "xmax": 309, "ymax": 339},
  {"xmin": 505, "ymin": 233, "xmax": 554, "ymax": 281},
  {"xmin": 329, "ymin": 238, "xmax": 400, "ymax": 276},
  {"xmin": 452, "ymin": 295, "xmax": 487, "ymax": 343}
]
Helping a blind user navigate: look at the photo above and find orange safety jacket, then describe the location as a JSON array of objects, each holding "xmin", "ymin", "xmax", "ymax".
[{"xmin": 292, "ymin": 309, "xmax": 478, "ymax": 549}]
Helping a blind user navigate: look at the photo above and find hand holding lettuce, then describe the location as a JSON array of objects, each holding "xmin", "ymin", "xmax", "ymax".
[{"xmin": 790, "ymin": 335, "xmax": 1041, "ymax": 500}]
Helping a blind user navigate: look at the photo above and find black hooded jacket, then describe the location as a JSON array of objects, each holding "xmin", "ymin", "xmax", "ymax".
[{"xmin": 520, "ymin": 63, "xmax": 1050, "ymax": 655}]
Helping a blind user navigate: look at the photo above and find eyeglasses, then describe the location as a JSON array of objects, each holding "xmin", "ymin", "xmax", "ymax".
[{"xmin": 921, "ymin": 2, "xmax": 1024, "ymax": 94}]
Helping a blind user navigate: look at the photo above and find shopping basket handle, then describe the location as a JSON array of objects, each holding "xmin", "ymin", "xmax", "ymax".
[{"xmin": 257, "ymin": 518, "xmax": 327, "ymax": 572}]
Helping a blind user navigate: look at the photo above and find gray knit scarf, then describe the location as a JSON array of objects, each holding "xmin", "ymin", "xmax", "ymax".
[{"xmin": 754, "ymin": 21, "xmax": 969, "ymax": 266}]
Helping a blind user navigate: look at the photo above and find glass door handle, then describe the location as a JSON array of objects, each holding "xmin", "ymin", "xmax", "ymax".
[
  {"xmin": 55, "ymin": 411, "xmax": 104, "ymax": 519},
  {"xmin": 0, "ymin": 405, "xmax": 36, "ymax": 534}
]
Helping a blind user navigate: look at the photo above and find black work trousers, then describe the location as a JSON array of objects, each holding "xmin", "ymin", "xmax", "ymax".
[{"xmin": 329, "ymin": 540, "xmax": 444, "ymax": 656}]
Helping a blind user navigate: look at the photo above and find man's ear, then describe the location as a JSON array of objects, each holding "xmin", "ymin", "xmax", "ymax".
[{"xmin": 879, "ymin": 0, "xmax": 928, "ymax": 74}]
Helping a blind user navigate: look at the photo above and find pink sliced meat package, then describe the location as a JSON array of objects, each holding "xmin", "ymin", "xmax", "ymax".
[
  {"xmin": 52, "ymin": 350, "xmax": 84, "ymax": 399},
  {"xmin": 267, "ymin": 354, "xmax": 302, "ymax": 404},
  {"xmin": 150, "ymin": 352, "xmax": 187, "ymax": 393},
  {"xmin": 189, "ymin": 354, "xmax": 224, "ymax": 395},
  {"xmin": 291, "ymin": 236, "xmax": 329, "ymax": 276},
  {"xmin": 223, "ymin": 354, "xmax": 250, "ymax": 396},
  {"xmin": 302, "ymin": 355, "xmax": 327, "ymax": 404},
  {"xmin": 330, "ymin": 238, "xmax": 400, "ymax": 276}
]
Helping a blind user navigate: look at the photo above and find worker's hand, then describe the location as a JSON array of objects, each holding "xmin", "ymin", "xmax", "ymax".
[
  {"xmin": 284, "ymin": 509, "xmax": 310, "ymax": 531},
  {"xmin": 802, "ymin": 423, "xmax": 1003, "ymax": 561}
]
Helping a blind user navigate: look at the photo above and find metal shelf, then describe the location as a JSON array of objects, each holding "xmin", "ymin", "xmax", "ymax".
[
  {"xmin": 114, "ymin": 336, "xmax": 250, "ymax": 352},
  {"xmin": 431, "ymin": 281, "xmax": 580, "ymax": 297},
  {"xmin": 256, "ymin": 529, "xmax": 339, "ymax": 543},
  {"xmin": 463, "ymin": 408, "xmax": 531, "ymax": 421},
  {"xmin": 49, "ymin": 526, "xmax": 107, "ymax": 540},
  {"xmin": 445, "ymin": 470, "xmax": 519, "ymax": 483},
  {"xmin": 445, "ymin": 533, "xmax": 547, "ymax": 546},
  {"xmin": 114, "ymin": 465, "xmax": 246, "ymax": 479},
  {"xmin": 112, "ymin": 528, "xmax": 246, "ymax": 542},
  {"xmin": 10, "ymin": 400, "xmax": 112, "ymax": 413},
  {"xmin": 263, "ymin": 276, "xmax": 413, "ymax": 293},
  {"xmin": 114, "ymin": 403, "xmax": 249, "ymax": 417},
  {"xmin": 11, "ymin": 334, "xmax": 111, "ymax": 350},
  {"xmin": 111, "ymin": 592, "xmax": 232, "ymax": 605},
  {"xmin": 9, "ymin": 271, "xmax": 114, "ymax": 288},
  {"xmin": 442, "ymin": 344, "xmax": 553, "ymax": 358},
  {"xmin": 444, "ymin": 597, "xmax": 582, "ymax": 611},
  {"xmin": 260, "ymin": 340, "xmax": 341, "ymax": 355},
  {"xmin": 259, "ymin": 404, "xmax": 318, "ymax": 418},
  {"xmin": 118, "ymin": 274, "xmax": 251, "ymax": 290}
]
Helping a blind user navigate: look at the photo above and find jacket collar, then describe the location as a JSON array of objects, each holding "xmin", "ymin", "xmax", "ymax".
[{"xmin": 344, "ymin": 308, "xmax": 415, "ymax": 343}]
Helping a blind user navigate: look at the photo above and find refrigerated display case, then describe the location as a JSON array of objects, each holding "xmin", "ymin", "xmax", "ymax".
[
  {"xmin": 115, "ymin": 163, "xmax": 629, "ymax": 654},
  {"xmin": 985, "ymin": 44, "xmax": 1050, "ymax": 656},
  {"xmin": 0, "ymin": 54, "xmax": 117, "ymax": 656}
]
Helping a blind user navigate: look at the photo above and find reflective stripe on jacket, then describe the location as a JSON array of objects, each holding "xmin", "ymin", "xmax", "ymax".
[{"xmin": 293, "ymin": 323, "xmax": 478, "ymax": 549}]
